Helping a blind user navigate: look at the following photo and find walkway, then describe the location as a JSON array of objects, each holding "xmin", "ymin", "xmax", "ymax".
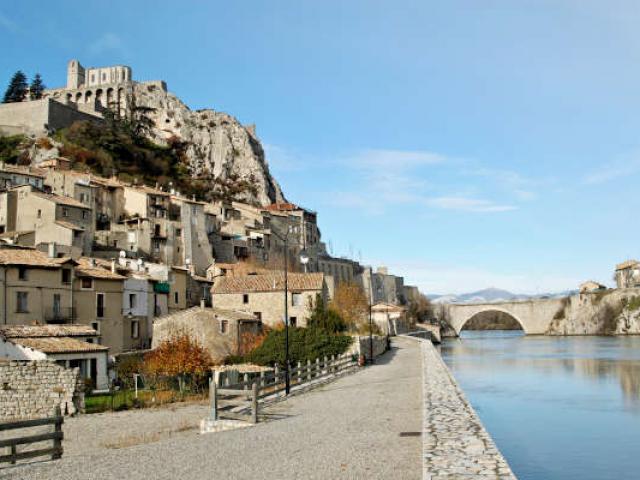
[{"xmin": 2, "ymin": 337, "xmax": 422, "ymax": 480}]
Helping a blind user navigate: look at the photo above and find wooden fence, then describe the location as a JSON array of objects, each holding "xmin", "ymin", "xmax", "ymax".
[
  {"xmin": 0, "ymin": 406, "xmax": 63, "ymax": 466},
  {"xmin": 213, "ymin": 353, "xmax": 357, "ymax": 423}
]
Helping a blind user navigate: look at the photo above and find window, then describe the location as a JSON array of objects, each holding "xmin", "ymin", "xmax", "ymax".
[
  {"xmin": 290, "ymin": 317, "xmax": 297, "ymax": 327},
  {"xmin": 131, "ymin": 320, "xmax": 139, "ymax": 339},
  {"xmin": 37, "ymin": 209, "xmax": 41, "ymax": 219},
  {"xmin": 129, "ymin": 293, "xmax": 137, "ymax": 309},
  {"xmin": 243, "ymin": 294, "xmax": 249, "ymax": 304},
  {"xmin": 96, "ymin": 293, "xmax": 105, "ymax": 318},
  {"xmin": 53, "ymin": 294, "xmax": 61, "ymax": 316},
  {"xmin": 16, "ymin": 292, "xmax": 28, "ymax": 312},
  {"xmin": 91, "ymin": 321, "xmax": 100, "ymax": 333},
  {"xmin": 82, "ymin": 210, "xmax": 89, "ymax": 219},
  {"xmin": 175, "ymin": 228, "xmax": 181, "ymax": 236},
  {"xmin": 18, "ymin": 267, "xmax": 27, "ymax": 281},
  {"xmin": 62, "ymin": 269, "xmax": 71, "ymax": 284},
  {"xmin": 292, "ymin": 292, "xmax": 302, "ymax": 306},
  {"xmin": 62, "ymin": 208, "xmax": 69, "ymax": 217},
  {"xmin": 174, "ymin": 291, "xmax": 179, "ymax": 304},
  {"xmin": 81, "ymin": 278, "xmax": 93, "ymax": 289},
  {"xmin": 220, "ymin": 320, "xmax": 228, "ymax": 334}
]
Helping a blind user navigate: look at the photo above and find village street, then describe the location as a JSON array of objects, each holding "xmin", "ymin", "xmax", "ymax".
[{"xmin": 1, "ymin": 337, "xmax": 422, "ymax": 480}]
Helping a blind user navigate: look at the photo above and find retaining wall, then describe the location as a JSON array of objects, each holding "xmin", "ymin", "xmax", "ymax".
[
  {"xmin": 0, "ymin": 360, "xmax": 83, "ymax": 420},
  {"xmin": 418, "ymin": 338, "xmax": 516, "ymax": 479}
]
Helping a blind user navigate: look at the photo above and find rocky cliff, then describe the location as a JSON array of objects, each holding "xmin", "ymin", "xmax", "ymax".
[
  {"xmin": 132, "ymin": 81, "xmax": 284, "ymax": 206},
  {"xmin": 546, "ymin": 288, "xmax": 640, "ymax": 335}
]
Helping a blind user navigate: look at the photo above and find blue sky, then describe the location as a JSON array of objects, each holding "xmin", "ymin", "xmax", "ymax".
[{"xmin": 1, "ymin": 0, "xmax": 639, "ymax": 294}]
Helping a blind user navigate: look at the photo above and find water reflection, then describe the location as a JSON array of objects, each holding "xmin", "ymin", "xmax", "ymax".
[
  {"xmin": 442, "ymin": 332, "xmax": 640, "ymax": 406},
  {"xmin": 441, "ymin": 332, "xmax": 640, "ymax": 480}
]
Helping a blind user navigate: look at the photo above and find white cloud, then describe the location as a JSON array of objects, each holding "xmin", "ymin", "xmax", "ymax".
[
  {"xmin": 582, "ymin": 154, "xmax": 640, "ymax": 185},
  {"xmin": 264, "ymin": 144, "xmax": 303, "ymax": 172},
  {"xmin": 350, "ymin": 149, "xmax": 446, "ymax": 169},
  {"xmin": 425, "ymin": 196, "xmax": 517, "ymax": 213},
  {"xmin": 87, "ymin": 33, "xmax": 129, "ymax": 58}
]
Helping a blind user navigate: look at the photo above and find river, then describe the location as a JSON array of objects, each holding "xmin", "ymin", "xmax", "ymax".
[{"xmin": 440, "ymin": 331, "xmax": 640, "ymax": 480}]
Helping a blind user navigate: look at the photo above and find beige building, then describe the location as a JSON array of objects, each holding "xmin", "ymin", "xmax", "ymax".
[
  {"xmin": 0, "ymin": 324, "xmax": 108, "ymax": 390},
  {"xmin": 0, "ymin": 185, "xmax": 93, "ymax": 256},
  {"xmin": 152, "ymin": 306, "xmax": 261, "ymax": 363},
  {"xmin": 371, "ymin": 303, "xmax": 410, "ymax": 335},
  {"xmin": 212, "ymin": 272, "xmax": 330, "ymax": 328},
  {"xmin": 0, "ymin": 247, "xmax": 76, "ymax": 326},
  {"xmin": 615, "ymin": 260, "xmax": 640, "ymax": 289},
  {"xmin": 579, "ymin": 280, "xmax": 607, "ymax": 294},
  {"xmin": 0, "ymin": 163, "xmax": 46, "ymax": 191}
]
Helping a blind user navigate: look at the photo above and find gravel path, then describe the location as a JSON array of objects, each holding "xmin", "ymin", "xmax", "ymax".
[{"xmin": 2, "ymin": 337, "xmax": 422, "ymax": 480}]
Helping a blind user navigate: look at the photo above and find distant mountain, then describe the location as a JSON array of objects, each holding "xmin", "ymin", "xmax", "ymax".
[{"xmin": 429, "ymin": 287, "xmax": 577, "ymax": 304}]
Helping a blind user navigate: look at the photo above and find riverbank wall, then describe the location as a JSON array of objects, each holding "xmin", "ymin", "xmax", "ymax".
[{"xmin": 408, "ymin": 335, "xmax": 516, "ymax": 479}]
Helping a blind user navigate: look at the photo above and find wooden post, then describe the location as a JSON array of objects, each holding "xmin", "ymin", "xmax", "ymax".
[
  {"xmin": 331, "ymin": 354, "xmax": 336, "ymax": 374},
  {"xmin": 324, "ymin": 356, "xmax": 328, "ymax": 376},
  {"xmin": 243, "ymin": 373, "xmax": 249, "ymax": 390},
  {"xmin": 224, "ymin": 377, "xmax": 230, "ymax": 387},
  {"xmin": 251, "ymin": 383, "xmax": 258, "ymax": 424},
  {"xmin": 274, "ymin": 364, "xmax": 279, "ymax": 386},
  {"xmin": 52, "ymin": 405, "xmax": 63, "ymax": 460},
  {"xmin": 259, "ymin": 371, "xmax": 265, "ymax": 388},
  {"xmin": 209, "ymin": 378, "xmax": 217, "ymax": 421},
  {"xmin": 315, "ymin": 358, "xmax": 320, "ymax": 378},
  {"xmin": 297, "ymin": 361, "xmax": 302, "ymax": 385},
  {"xmin": 307, "ymin": 359, "xmax": 311, "ymax": 382}
]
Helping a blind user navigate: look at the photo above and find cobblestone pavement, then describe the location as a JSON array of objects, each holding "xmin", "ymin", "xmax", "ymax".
[
  {"xmin": 2, "ymin": 337, "xmax": 422, "ymax": 480},
  {"xmin": 420, "ymin": 339, "xmax": 517, "ymax": 480}
]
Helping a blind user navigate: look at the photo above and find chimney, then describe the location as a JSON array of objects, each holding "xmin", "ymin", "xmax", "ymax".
[
  {"xmin": 47, "ymin": 242, "xmax": 57, "ymax": 258},
  {"xmin": 111, "ymin": 259, "xmax": 117, "ymax": 273}
]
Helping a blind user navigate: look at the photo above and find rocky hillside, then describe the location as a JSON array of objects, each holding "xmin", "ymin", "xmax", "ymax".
[{"xmin": 132, "ymin": 82, "xmax": 284, "ymax": 206}]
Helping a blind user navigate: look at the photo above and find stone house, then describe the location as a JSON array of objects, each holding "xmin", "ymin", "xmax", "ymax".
[
  {"xmin": 0, "ymin": 185, "xmax": 93, "ymax": 256},
  {"xmin": 211, "ymin": 272, "xmax": 330, "ymax": 328},
  {"xmin": 579, "ymin": 281, "xmax": 607, "ymax": 294},
  {"xmin": 371, "ymin": 303, "xmax": 410, "ymax": 335},
  {"xmin": 615, "ymin": 260, "xmax": 640, "ymax": 289},
  {"xmin": 152, "ymin": 306, "xmax": 261, "ymax": 363},
  {"xmin": 73, "ymin": 257, "xmax": 130, "ymax": 354},
  {"xmin": 316, "ymin": 255, "xmax": 361, "ymax": 285},
  {"xmin": 0, "ymin": 163, "xmax": 46, "ymax": 191},
  {"xmin": 0, "ymin": 324, "xmax": 109, "ymax": 390},
  {"xmin": 169, "ymin": 195, "xmax": 213, "ymax": 275},
  {"xmin": 0, "ymin": 247, "xmax": 76, "ymax": 326}
]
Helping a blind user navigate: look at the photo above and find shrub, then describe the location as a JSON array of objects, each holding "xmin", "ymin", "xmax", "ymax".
[
  {"xmin": 0, "ymin": 134, "xmax": 27, "ymax": 164},
  {"xmin": 627, "ymin": 296, "xmax": 640, "ymax": 312},
  {"xmin": 244, "ymin": 327, "xmax": 353, "ymax": 366},
  {"xmin": 307, "ymin": 295, "xmax": 347, "ymax": 333}
]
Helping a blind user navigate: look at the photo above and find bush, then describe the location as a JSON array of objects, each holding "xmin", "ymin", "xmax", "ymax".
[
  {"xmin": 244, "ymin": 327, "xmax": 353, "ymax": 366},
  {"xmin": 627, "ymin": 296, "xmax": 640, "ymax": 312},
  {"xmin": 307, "ymin": 295, "xmax": 347, "ymax": 333},
  {"xmin": 0, "ymin": 134, "xmax": 28, "ymax": 164}
]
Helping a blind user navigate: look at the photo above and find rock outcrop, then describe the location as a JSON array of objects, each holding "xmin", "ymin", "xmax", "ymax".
[{"xmin": 132, "ymin": 82, "xmax": 285, "ymax": 206}]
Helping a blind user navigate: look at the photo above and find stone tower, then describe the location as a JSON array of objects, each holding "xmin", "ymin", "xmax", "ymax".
[{"xmin": 66, "ymin": 59, "xmax": 85, "ymax": 89}]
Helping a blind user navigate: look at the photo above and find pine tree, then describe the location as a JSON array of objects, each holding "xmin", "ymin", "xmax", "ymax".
[
  {"xmin": 2, "ymin": 71, "xmax": 28, "ymax": 103},
  {"xmin": 29, "ymin": 73, "xmax": 45, "ymax": 100}
]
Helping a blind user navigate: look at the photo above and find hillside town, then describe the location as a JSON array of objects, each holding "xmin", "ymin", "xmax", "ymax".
[{"xmin": 0, "ymin": 60, "xmax": 423, "ymax": 395}]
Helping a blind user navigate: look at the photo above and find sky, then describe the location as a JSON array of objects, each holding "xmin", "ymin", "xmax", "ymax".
[{"xmin": 1, "ymin": 0, "xmax": 639, "ymax": 295}]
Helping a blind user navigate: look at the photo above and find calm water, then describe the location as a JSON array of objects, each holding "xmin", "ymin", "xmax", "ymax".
[{"xmin": 441, "ymin": 331, "xmax": 640, "ymax": 480}]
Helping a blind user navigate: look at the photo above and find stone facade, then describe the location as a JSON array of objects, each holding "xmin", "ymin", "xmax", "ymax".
[
  {"xmin": 418, "ymin": 338, "xmax": 516, "ymax": 479},
  {"xmin": 0, "ymin": 360, "xmax": 83, "ymax": 420}
]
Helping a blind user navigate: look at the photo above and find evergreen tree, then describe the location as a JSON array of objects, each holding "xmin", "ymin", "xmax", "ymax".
[
  {"xmin": 29, "ymin": 73, "xmax": 45, "ymax": 100},
  {"xmin": 2, "ymin": 71, "xmax": 28, "ymax": 103}
]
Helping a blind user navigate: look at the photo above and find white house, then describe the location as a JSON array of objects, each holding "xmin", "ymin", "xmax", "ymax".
[{"xmin": 0, "ymin": 324, "xmax": 109, "ymax": 390}]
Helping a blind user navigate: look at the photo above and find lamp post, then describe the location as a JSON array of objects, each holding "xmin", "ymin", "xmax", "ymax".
[{"xmin": 271, "ymin": 223, "xmax": 308, "ymax": 395}]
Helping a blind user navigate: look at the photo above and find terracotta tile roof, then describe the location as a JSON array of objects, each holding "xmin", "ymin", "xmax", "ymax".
[
  {"xmin": 212, "ymin": 272, "xmax": 325, "ymax": 294},
  {"xmin": 76, "ymin": 257, "xmax": 126, "ymax": 280},
  {"xmin": 55, "ymin": 220, "xmax": 85, "ymax": 231},
  {"xmin": 31, "ymin": 191, "xmax": 90, "ymax": 209},
  {"xmin": 0, "ymin": 164, "xmax": 46, "ymax": 178},
  {"xmin": 11, "ymin": 337, "xmax": 108, "ymax": 354},
  {"xmin": 0, "ymin": 248, "xmax": 74, "ymax": 268},
  {"xmin": 616, "ymin": 259, "xmax": 640, "ymax": 271},
  {"xmin": 155, "ymin": 306, "xmax": 258, "ymax": 325},
  {"xmin": 0, "ymin": 324, "xmax": 97, "ymax": 338}
]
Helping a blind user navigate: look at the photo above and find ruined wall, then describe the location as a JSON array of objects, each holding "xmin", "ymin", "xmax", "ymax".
[{"xmin": 0, "ymin": 360, "xmax": 83, "ymax": 420}]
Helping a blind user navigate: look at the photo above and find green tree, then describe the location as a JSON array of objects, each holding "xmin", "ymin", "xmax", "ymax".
[
  {"xmin": 29, "ymin": 73, "xmax": 45, "ymax": 100},
  {"xmin": 3, "ymin": 71, "xmax": 28, "ymax": 103},
  {"xmin": 307, "ymin": 295, "xmax": 347, "ymax": 333}
]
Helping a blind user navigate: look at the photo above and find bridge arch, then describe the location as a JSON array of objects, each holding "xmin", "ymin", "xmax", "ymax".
[{"xmin": 457, "ymin": 307, "xmax": 527, "ymax": 334}]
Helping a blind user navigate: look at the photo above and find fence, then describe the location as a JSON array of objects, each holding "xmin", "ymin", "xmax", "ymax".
[
  {"xmin": 0, "ymin": 406, "xmax": 63, "ymax": 466},
  {"xmin": 213, "ymin": 353, "xmax": 357, "ymax": 423}
]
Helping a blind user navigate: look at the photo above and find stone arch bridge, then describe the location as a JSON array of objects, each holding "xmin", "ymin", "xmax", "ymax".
[{"xmin": 443, "ymin": 297, "xmax": 567, "ymax": 335}]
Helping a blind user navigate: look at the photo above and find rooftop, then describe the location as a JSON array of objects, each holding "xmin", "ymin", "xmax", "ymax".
[
  {"xmin": 0, "ymin": 324, "xmax": 98, "ymax": 338},
  {"xmin": 76, "ymin": 257, "xmax": 127, "ymax": 280},
  {"xmin": 0, "ymin": 247, "xmax": 74, "ymax": 268},
  {"xmin": 32, "ymin": 191, "xmax": 91, "ymax": 209},
  {"xmin": 616, "ymin": 259, "xmax": 640, "ymax": 271},
  {"xmin": 212, "ymin": 272, "xmax": 325, "ymax": 294},
  {"xmin": 155, "ymin": 306, "xmax": 259, "ymax": 326},
  {"xmin": 11, "ymin": 337, "xmax": 108, "ymax": 354},
  {"xmin": 0, "ymin": 164, "xmax": 47, "ymax": 178}
]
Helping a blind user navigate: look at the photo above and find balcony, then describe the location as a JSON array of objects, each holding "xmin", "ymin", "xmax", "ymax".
[{"xmin": 44, "ymin": 307, "xmax": 75, "ymax": 324}]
